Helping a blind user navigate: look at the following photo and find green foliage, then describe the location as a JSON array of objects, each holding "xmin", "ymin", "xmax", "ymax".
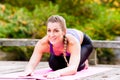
[
  {"xmin": 0, "ymin": 46, "xmax": 33, "ymax": 60},
  {"xmin": 84, "ymin": 7, "xmax": 120, "ymax": 40},
  {"xmin": 0, "ymin": 2, "xmax": 59, "ymax": 60},
  {"xmin": 0, "ymin": 4, "xmax": 33, "ymax": 38},
  {"xmin": 0, "ymin": 0, "xmax": 49, "ymax": 11},
  {"xmin": 0, "ymin": 0, "xmax": 120, "ymax": 64},
  {"xmin": 97, "ymin": 48, "xmax": 116, "ymax": 64},
  {"xmin": 0, "ymin": 2, "xmax": 59, "ymax": 38},
  {"xmin": 99, "ymin": 0, "xmax": 120, "ymax": 8}
]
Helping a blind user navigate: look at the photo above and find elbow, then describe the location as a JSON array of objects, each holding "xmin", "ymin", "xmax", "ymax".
[
  {"xmin": 70, "ymin": 68, "xmax": 77, "ymax": 75},
  {"xmin": 71, "ymin": 69, "xmax": 77, "ymax": 75},
  {"xmin": 69, "ymin": 65, "xmax": 78, "ymax": 75}
]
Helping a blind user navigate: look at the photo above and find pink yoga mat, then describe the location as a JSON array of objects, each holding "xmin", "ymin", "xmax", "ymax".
[{"xmin": 0, "ymin": 67, "xmax": 113, "ymax": 80}]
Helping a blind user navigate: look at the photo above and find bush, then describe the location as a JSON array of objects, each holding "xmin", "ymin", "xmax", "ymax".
[
  {"xmin": 0, "ymin": 2, "xmax": 59, "ymax": 60},
  {"xmin": 0, "ymin": 1, "xmax": 120, "ymax": 64}
]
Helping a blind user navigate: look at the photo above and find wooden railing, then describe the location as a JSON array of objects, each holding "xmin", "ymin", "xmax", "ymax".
[{"xmin": 0, "ymin": 38, "xmax": 120, "ymax": 65}]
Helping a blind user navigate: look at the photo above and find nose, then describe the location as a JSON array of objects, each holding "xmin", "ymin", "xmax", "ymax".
[{"xmin": 49, "ymin": 31, "xmax": 55, "ymax": 37}]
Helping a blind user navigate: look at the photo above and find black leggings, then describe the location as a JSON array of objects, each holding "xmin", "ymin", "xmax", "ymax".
[{"xmin": 48, "ymin": 34, "xmax": 93, "ymax": 71}]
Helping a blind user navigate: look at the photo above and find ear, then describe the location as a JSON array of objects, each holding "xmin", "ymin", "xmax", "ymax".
[
  {"xmin": 63, "ymin": 29, "xmax": 66, "ymax": 35},
  {"xmin": 64, "ymin": 28, "xmax": 67, "ymax": 34}
]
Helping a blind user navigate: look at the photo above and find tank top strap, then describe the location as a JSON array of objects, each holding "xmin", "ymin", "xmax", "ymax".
[{"xmin": 49, "ymin": 42, "xmax": 54, "ymax": 55}]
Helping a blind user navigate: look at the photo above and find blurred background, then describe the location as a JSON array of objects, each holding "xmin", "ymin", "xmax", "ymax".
[{"xmin": 0, "ymin": 0, "xmax": 120, "ymax": 64}]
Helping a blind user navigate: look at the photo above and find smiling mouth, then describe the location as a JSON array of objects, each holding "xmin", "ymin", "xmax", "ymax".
[{"xmin": 50, "ymin": 37, "xmax": 57, "ymax": 41}]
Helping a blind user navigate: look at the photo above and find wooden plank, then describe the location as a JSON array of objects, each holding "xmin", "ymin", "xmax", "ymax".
[
  {"xmin": 92, "ymin": 40, "xmax": 120, "ymax": 48},
  {"xmin": 89, "ymin": 48, "xmax": 97, "ymax": 65},
  {"xmin": 0, "ymin": 39, "xmax": 120, "ymax": 65},
  {"xmin": 82, "ymin": 67, "xmax": 120, "ymax": 80},
  {"xmin": 0, "ymin": 39, "xmax": 39, "ymax": 46},
  {"xmin": 0, "ymin": 39, "xmax": 120, "ymax": 48},
  {"xmin": 0, "ymin": 61, "xmax": 49, "ymax": 74},
  {"xmin": 0, "ymin": 61, "xmax": 120, "ymax": 80}
]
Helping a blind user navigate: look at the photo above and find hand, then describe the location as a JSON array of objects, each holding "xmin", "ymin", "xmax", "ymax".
[
  {"xmin": 19, "ymin": 69, "xmax": 33, "ymax": 77},
  {"xmin": 43, "ymin": 72, "xmax": 60, "ymax": 79},
  {"xmin": 20, "ymin": 72, "xmax": 32, "ymax": 77}
]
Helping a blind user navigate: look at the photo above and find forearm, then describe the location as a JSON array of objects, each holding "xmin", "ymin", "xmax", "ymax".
[
  {"xmin": 25, "ymin": 62, "xmax": 36, "ymax": 71},
  {"xmin": 25, "ymin": 52, "xmax": 42, "ymax": 73},
  {"xmin": 56, "ymin": 65, "xmax": 77, "ymax": 76}
]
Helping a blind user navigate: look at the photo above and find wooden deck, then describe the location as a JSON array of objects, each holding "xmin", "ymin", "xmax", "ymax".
[
  {"xmin": 0, "ymin": 61, "xmax": 120, "ymax": 80},
  {"xmin": 0, "ymin": 61, "xmax": 49, "ymax": 74},
  {"xmin": 83, "ymin": 65, "xmax": 120, "ymax": 80},
  {"xmin": 0, "ymin": 39, "xmax": 120, "ymax": 79}
]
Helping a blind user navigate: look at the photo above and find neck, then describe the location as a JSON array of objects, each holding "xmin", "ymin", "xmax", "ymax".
[{"xmin": 53, "ymin": 41, "xmax": 64, "ymax": 48}]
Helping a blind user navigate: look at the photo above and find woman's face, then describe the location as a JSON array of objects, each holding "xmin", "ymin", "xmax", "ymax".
[{"xmin": 47, "ymin": 22, "xmax": 65, "ymax": 45}]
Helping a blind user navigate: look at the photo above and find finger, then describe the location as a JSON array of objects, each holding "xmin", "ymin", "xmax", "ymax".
[
  {"xmin": 43, "ymin": 74, "xmax": 47, "ymax": 77},
  {"xmin": 19, "ymin": 72, "xmax": 31, "ymax": 77}
]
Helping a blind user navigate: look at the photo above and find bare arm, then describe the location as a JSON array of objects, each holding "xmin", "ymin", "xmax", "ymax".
[
  {"xmin": 57, "ymin": 35, "xmax": 80, "ymax": 75},
  {"xmin": 46, "ymin": 35, "xmax": 81, "ymax": 78},
  {"xmin": 24, "ymin": 36, "xmax": 49, "ymax": 75}
]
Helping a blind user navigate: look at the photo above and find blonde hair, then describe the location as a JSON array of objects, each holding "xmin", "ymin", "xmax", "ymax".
[{"xmin": 47, "ymin": 15, "xmax": 67, "ymax": 32}]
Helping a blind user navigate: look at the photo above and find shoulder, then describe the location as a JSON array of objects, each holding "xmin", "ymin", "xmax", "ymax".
[
  {"xmin": 67, "ymin": 28, "xmax": 84, "ymax": 44},
  {"xmin": 67, "ymin": 28, "xmax": 83, "ymax": 35},
  {"xmin": 66, "ymin": 34, "xmax": 80, "ymax": 54},
  {"xmin": 66, "ymin": 34, "xmax": 79, "ymax": 45},
  {"xmin": 35, "ymin": 35, "xmax": 50, "ymax": 52},
  {"xmin": 37, "ymin": 36, "xmax": 49, "ymax": 44}
]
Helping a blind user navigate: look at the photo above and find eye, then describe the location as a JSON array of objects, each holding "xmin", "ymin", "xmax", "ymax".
[
  {"xmin": 47, "ymin": 29, "xmax": 51, "ymax": 32},
  {"xmin": 54, "ymin": 29, "xmax": 59, "ymax": 32}
]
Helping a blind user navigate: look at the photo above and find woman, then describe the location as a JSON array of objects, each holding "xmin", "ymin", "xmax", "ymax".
[{"xmin": 24, "ymin": 15, "xmax": 93, "ymax": 79}]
